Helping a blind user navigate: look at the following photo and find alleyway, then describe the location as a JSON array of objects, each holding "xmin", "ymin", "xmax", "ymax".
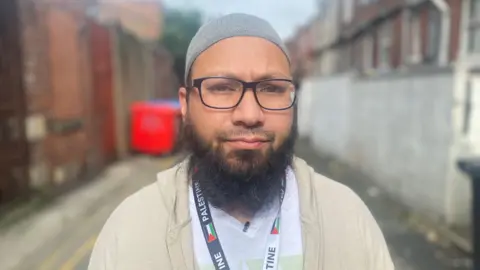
[
  {"xmin": 0, "ymin": 140, "xmax": 472, "ymax": 270},
  {"xmin": 0, "ymin": 155, "xmax": 181, "ymax": 270},
  {"xmin": 295, "ymin": 139, "xmax": 472, "ymax": 270}
]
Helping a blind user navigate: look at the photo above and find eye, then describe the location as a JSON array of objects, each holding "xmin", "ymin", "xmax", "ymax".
[
  {"xmin": 258, "ymin": 84, "xmax": 287, "ymax": 93},
  {"xmin": 208, "ymin": 84, "xmax": 237, "ymax": 92},
  {"xmin": 202, "ymin": 78, "xmax": 241, "ymax": 92}
]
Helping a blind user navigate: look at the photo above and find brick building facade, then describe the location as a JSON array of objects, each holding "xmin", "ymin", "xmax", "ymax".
[
  {"xmin": 15, "ymin": 0, "xmax": 110, "ymax": 195},
  {"xmin": 0, "ymin": 0, "xmax": 175, "ymax": 205},
  {"xmin": 337, "ymin": 0, "xmax": 463, "ymax": 74},
  {"xmin": 289, "ymin": 0, "xmax": 466, "ymax": 76},
  {"xmin": 288, "ymin": 23, "xmax": 317, "ymax": 80}
]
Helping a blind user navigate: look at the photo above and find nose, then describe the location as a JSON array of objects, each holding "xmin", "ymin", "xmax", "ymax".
[{"xmin": 231, "ymin": 89, "xmax": 265, "ymax": 127}]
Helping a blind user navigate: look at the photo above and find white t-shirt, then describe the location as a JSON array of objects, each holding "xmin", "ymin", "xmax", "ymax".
[{"xmin": 189, "ymin": 168, "xmax": 303, "ymax": 270}]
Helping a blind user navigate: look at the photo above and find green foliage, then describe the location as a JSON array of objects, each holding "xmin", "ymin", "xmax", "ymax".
[{"xmin": 160, "ymin": 9, "xmax": 202, "ymax": 83}]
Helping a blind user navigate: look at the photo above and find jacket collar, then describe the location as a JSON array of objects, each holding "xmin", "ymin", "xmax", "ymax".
[
  {"xmin": 159, "ymin": 156, "xmax": 321, "ymax": 270},
  {"xmin": 293, "ymin": 157, "xmax": 322, "ymax": 269},
  {"xmin": 157, "ymin": 159, "xmax": 197, "ymax": 270}
]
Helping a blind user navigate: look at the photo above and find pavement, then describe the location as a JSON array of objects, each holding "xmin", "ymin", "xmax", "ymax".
[
  {"xmin": 0, "ymin": 154, "xmax": 181, "ymax": 270},
  {"xmin": 0, "ymin": 140, "xmax": 473, "ymax": 270},
  {"xmin": 295, "ymin": 138, "xmax": 472, "ymax": 270}
]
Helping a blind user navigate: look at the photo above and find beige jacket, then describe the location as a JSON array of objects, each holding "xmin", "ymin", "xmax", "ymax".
[{"xmin": 88, "ymin": 157, "xmax": 395, "ymax": 270}]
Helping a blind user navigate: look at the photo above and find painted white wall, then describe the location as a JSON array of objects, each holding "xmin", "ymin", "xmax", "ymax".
[
  {"xmin": 298, "ymin": 79, "xmax": 314, "ymax": 138},
  {"xmin": 468, "ymin": 76, "xmax": 480, "ymax": 153},
  {"xmin": 298, "ymin": 71, "xmax": 473, "ymax": 227},
  {"xmin": 310, "ymin": 75, "xmax": 351, "ymax": 158}
]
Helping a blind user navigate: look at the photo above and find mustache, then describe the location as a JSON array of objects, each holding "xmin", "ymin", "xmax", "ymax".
[{"xmin": 217, "ymin": 129, "xmax": 275, "ymax": 141}]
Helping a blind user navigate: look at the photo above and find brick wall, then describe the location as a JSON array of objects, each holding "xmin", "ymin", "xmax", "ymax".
[
  {"xmin": 18, "ymin": 0, "xmax": 101, "ymax": 189},
  {"xmin": 342, "ymin": 0, "xmax": 405, "ymax": 38},
  {"xmin": 447, "ymin": 0, "xmax": 462, "ymax": 62},
  {"xmin": 153, "ymin": 46, "xmax": 179, "ymax": 99},
  {"xmin": 286, "ymin": 40, "xmax": 301, "ymax": 77},
  {"xmin": 419, "ymin": 5, "xmax": 429, "ymax": 60},
  {"xmin": 417, "ymin": 0, "xmax": 463, "ymax": 64},
  {"xmin": 18, "ymin": 0, "xmax": 52, "ymax": 188},
  {"xmin": 391, "ymin": 13, "xmax": 403, "ymax": 68},
  {"xmin": 336, "ymin": 0, "xmax": 464, "ymax": 74},
  {"xmin": 44, "ymin": 5, "xmax": 94, "ymax": 185},
  {"xmin": 19, "ymin": 0, "xmax": 51, "ymax": 114}
]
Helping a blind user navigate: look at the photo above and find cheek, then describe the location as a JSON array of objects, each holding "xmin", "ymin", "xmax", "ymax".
[
  {"xmin": 265, "ymin": 114, "xmax": 293, "ymax": 147},
  {"xmin": 189, "ymin": 100, "xmax": 228, "ymax": 143}
]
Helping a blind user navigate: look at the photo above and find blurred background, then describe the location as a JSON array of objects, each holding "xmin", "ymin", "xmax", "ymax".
[{"xmin": 0, "ymin": 0, "xmax": 478, "ymax": 269}]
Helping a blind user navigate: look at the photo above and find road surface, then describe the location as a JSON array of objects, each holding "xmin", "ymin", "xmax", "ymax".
[
  {"xmin": 8, "ymin": 141, "xmax": 472, "ymax": 270},
  {"xmin": 14, "ymin": 155, "xmax": 180, "ymax": 270}
]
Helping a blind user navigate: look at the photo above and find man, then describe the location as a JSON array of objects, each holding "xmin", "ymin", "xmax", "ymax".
[{"xmin": 89, "ymin": 13, "xmax": 394, "ymax": 270}]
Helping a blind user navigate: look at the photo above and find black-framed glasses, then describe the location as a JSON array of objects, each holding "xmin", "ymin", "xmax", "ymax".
[{"xmin": 188, "ymin": 77, "xmax": 297, "ymax": 110}]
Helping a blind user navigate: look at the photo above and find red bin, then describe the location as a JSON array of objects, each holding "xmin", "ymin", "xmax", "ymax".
[{"xmin": 130, "ymin": 100, "xmax": 181, "ymax": 155}]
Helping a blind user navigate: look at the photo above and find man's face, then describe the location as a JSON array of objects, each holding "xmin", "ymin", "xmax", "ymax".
[{"xmin": 179, "ymin": 37, "xmax": 294, "ymax": 173}]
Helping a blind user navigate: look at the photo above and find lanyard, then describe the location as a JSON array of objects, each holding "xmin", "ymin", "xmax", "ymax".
[{"xmin": 192, "ymin": 176, "xmax": 286, "ymax": 270}]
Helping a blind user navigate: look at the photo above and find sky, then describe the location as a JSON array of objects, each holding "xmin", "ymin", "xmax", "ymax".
[{"xmin": 162, "ymin": 0, "xmax": 319, "ymax": 39}]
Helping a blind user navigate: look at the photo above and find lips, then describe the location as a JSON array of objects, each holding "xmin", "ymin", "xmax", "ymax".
[
  {"xmin": 225, "ymin": 137, "xmax": 270, "ymax": 143},
  {"xmin": 223, "ymin": 137, "xmax": 271, "ymax": 149}
]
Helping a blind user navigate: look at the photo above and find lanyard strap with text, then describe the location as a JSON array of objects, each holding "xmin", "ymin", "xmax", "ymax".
[{"xmin": 192, "ymin": 177, "xmax": 286, "ymax": 270}]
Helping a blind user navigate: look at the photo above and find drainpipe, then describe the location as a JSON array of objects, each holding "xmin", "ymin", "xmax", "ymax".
[{"xmin": 429, "ymin": 0, "xmax": 451, "ymax": 66}]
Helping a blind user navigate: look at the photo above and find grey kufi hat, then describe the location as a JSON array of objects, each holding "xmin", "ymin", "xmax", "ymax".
[{"xmin": 184, "ymin": 13, "xmax": 290, "ymax": 84}]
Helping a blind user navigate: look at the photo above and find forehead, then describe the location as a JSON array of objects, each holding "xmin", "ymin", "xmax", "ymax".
[{"xmin": 191, "ymin": 36, "xmax": 291, "ymax": 80}]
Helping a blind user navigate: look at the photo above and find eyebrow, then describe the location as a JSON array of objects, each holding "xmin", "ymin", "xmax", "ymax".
[
  {"xmin": 201, "ymin": 72, "xmax": 292, "ymax": 81},
  {"xmin": 255, "ymin": 74, "xmax": 292, "ymax": 81}
]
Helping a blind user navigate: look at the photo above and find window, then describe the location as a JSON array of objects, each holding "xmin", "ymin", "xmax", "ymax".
[
  {"xmin": 426, "ymin": 6, "xmax": 441, "ymax": 63},
  {"xmin": 471, "ymin": 0, "xmax": 480, "ymax": 21},
  {"xmin": 409, "ymin": 12, "xmax": 422, "ymax": 64},
  {"xmin": 470, "ymin": 0, "xmax": 480, "ymax": 53},
  {"xmin": 377, "ymin": 22, "xmax": 392, "ymax": 70},
  {"xmin": 470, "ymin": 27, "xmax": 480, "ymax": 53},
  {"xmin": 363, "ymin": 34, "xmax": 374, "ymax": 71}
]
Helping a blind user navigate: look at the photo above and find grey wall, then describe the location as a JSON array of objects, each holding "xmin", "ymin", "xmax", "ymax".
[{"xmin": 298, "ymin": 71, "xmax": 472, "ymax": 226}]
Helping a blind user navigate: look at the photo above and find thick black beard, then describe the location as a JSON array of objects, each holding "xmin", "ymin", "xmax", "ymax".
[{"xmin": 181, "ymin": 116, "xmax": 297, "ymax": 215}]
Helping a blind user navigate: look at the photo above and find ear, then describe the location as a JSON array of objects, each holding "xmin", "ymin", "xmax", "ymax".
[{"xmin": 179, "ymin": 87, "xmax": 188, "ymax": 121}]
